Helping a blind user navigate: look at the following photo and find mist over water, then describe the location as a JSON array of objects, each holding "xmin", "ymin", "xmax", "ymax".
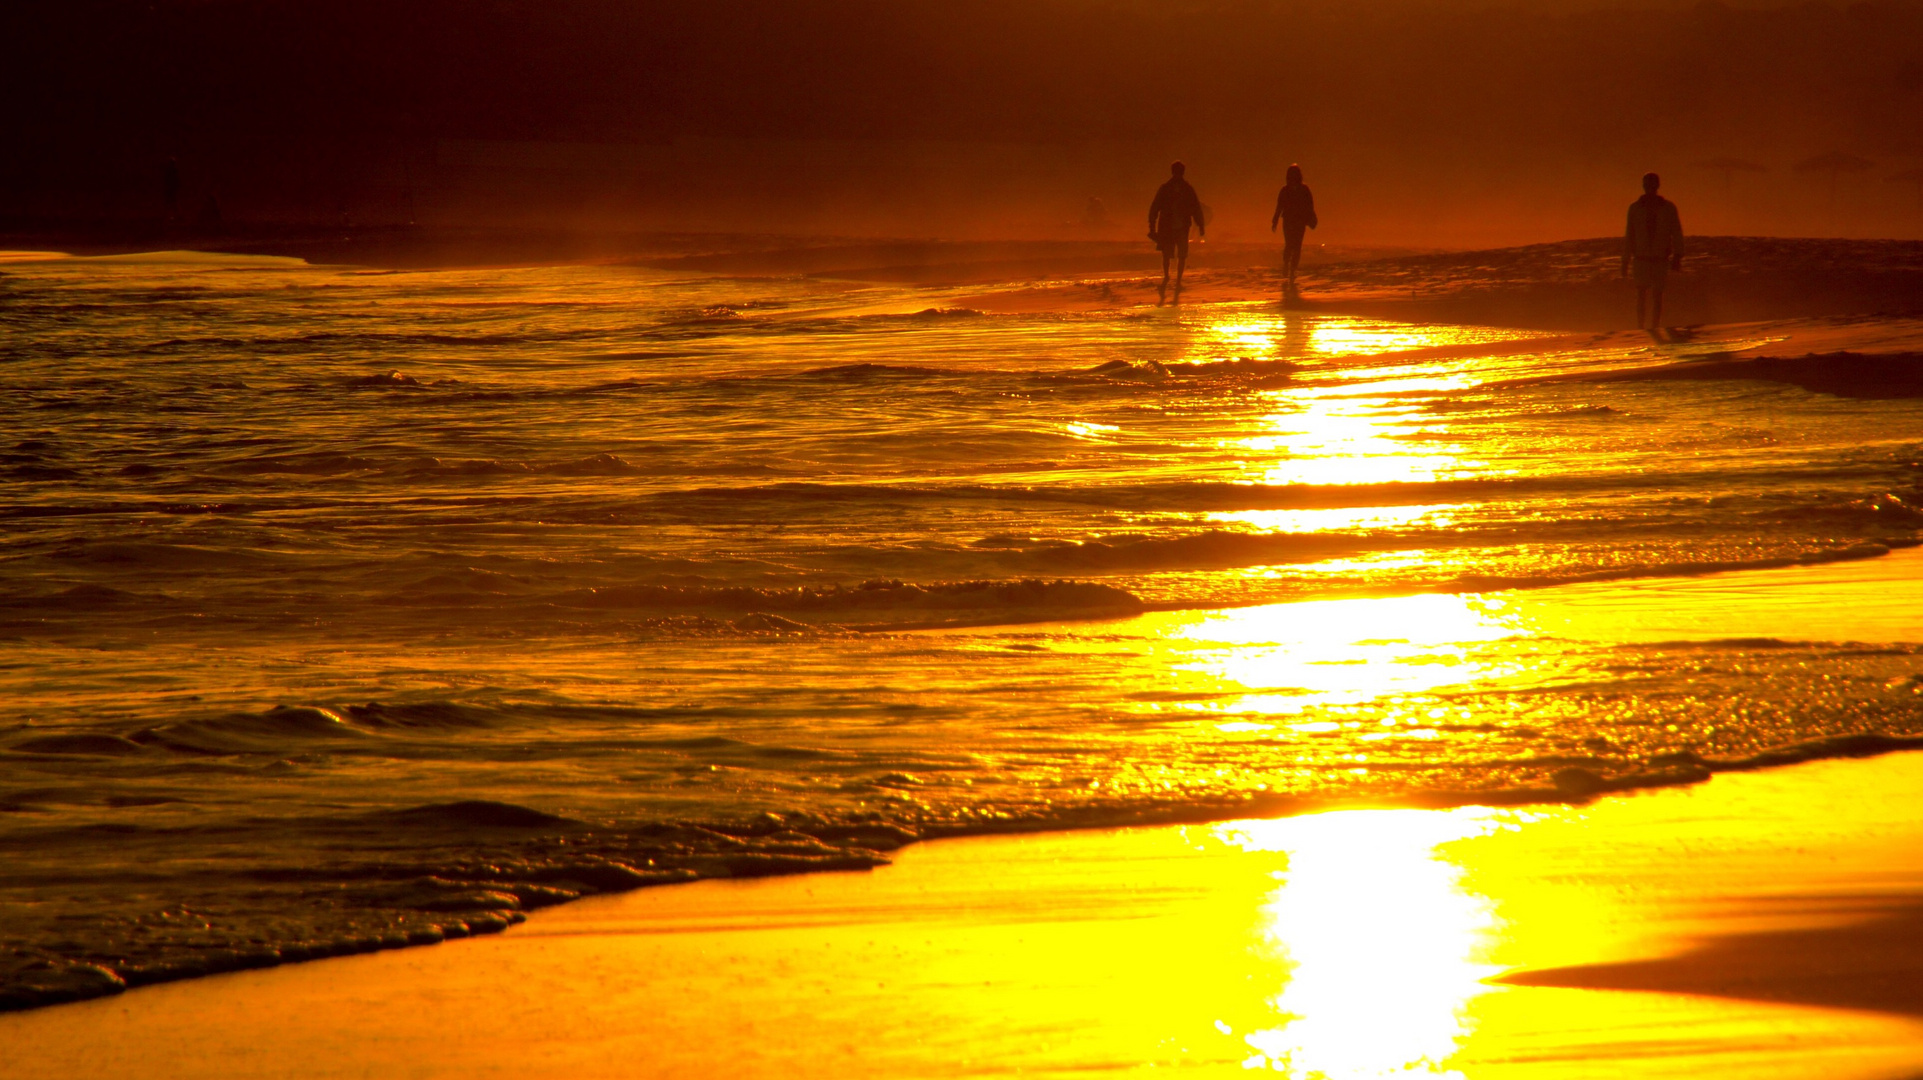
[
  {"xmin": 6, "ymin": 251, "xmax": 1923, "ymax": 1002},
  {"xmin": 9, "ymin": 0, "xmax": 1923, "ymax": 244}
]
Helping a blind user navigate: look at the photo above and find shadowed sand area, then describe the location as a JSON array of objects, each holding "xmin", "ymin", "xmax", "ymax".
[
  {"xmin": 7, "ymin": 553, "xmax": 1923, "ymax": 1078},
  {"xmin": 2, "ymin": 754, "xmax": 1921, "ymax": 1079}
]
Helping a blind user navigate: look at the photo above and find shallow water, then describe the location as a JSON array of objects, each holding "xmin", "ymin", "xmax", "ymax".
[
  {"xmin": 9, "ymin": 755, "xmax": 1923, "ymax": 1080},
  {"xmin": 4, "ymin": 251, "xmax": 1923, "ymax": 1003}
]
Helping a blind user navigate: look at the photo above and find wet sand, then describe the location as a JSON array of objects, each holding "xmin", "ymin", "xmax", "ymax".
[
  {"xmin": 11, "ymin": 231, "xmax": 1922, "ymax": 332},
  {"xmin": 943, "ymin": 236, "xmax": 1923, "ymax": 331},
  {"xmin": 7, "ymin": 552, "xmax": 1923, "ymax": 1079},
  {"xmin": 2, "ymin": 754, "xmax": 1920, "ymax": 1079},
  {"xmin": 6, "ymin": 244, "xmax": 1923, "ymax": 1069}
]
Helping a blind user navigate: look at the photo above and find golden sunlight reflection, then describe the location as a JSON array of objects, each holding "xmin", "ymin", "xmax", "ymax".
[
  {"xmin": 1064, "ymin": 420, "xmax": 1120, "ymax": 440},
  {"xmin": 1194, "ymin": 314, "xmax": 1527, "ymax": 362},
  {"xmin": 1231, "ymin": 398, "xmax": 1489, "ymax": 488},
  {"xmin": 1205, "ymin": 318, "xmax": 1282, "ymax": 359},
  {"xmin": 1219, "ymin": 808, "xmax": 1504, "ymax": 1078},
  {"xmin": 1138, "ymin": 593, "xmax": 1528, "ymax": 714},
  {"xmin": 1189, "ymin": 312, "xmax": 1524, "ymax": 488},
  {"xmin": 1306, "ymin": 321, "xmax": 1480, "ymax": 357},
  {"xmin": 1203, "ymin": 504, "xmax": 1459, "ymax": 534}
]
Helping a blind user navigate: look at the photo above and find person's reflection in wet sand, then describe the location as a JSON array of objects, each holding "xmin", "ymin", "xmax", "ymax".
[
  {"xmin": 1271, "ymin": 163, "xmax": 1318, "ymax": 297},
  {"xmin": 1623, "ymin": 171, "xmax": 1684, "ymax": 334},
  {"xmin": 1279, "ymin": 314, "xmax": 1312, "ymax": 360},
  {"xmin": 1149, "ymin": 161, "xmax": 1205, "ymax": 305}
]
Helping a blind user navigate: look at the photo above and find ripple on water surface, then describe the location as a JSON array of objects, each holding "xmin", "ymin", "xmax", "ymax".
[{"xmin": 4, "ymin": 254, "xmax": 1923, "ymax": 1007}]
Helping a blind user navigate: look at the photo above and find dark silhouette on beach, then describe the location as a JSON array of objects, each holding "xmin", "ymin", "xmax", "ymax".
[
  {"xmin": 1623, "ymin": 172, "xmax": 1684, "ymax": 331},
  {"xmin": 1148, "ymin": 162, "xmax": 1205, "ymax": 304},
  {"xmin": 1271, "ymin": 164, "xmax": 1318, "ymax": 291}
]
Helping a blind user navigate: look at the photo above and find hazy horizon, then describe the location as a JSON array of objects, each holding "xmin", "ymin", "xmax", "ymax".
[{"xmin": 5, "ymin": 0, "xmax": 1922, "ymax": 248}]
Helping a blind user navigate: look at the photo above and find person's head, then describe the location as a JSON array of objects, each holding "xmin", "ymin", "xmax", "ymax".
[
  {"xmin": 1171, "ymin": 161, "xmax": 1186, "ymax": 178},
  {"xmin": 1642, "ymin": 172, "xmax": 1661, "ymax": 194},
  {"xmin": 1286, "ymin": 164, "xmax": 1303, "ymax": 185}
]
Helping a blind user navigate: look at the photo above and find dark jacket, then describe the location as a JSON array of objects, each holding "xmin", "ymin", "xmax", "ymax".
[
  {"xmin": 1274, "ymin": 183, "xmax": 1317, "ymax": 231},
  {"xmin": 1624, "ymin": 194, "xmax": 1683, "ymax": 261},
  {"xmin": 1149, "ymin": 178, "xmax": 1204, "ymax": 239}
]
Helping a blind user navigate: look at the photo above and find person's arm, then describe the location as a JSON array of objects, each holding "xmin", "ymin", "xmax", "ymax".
[
  {"xmin": 1669, "ymin": 205, "xmax": 1684, "ymax": 268},
  {"xmin": 1192, "ymin": 188, "xmax": 1205, "ymax": 237},
  {"xmin": 1148, "ymin": 189, "xmax": 1162, "ymax": 237},
  {"xmin": 1306, "ymin": 189, "xmax": 1318, "ymax": 230}
]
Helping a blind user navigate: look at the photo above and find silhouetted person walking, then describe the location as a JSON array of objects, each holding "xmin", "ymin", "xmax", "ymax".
[
  {"xmin": 1623, "ymin": 172, "xmax": 1684, "ymax": 331},
  {"xmin": 1149, "ymin": 162, "xmax": 1205, "ymax": 304},
  {"xmin": 1270, "ymin": 164, "xmax": 1318, "ymax": 289}
]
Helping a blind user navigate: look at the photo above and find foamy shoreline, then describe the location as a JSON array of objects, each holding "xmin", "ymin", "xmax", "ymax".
[
  {"xmin": 9, "ymin": 234, "xmax": 1922, "ymax": 331},
  {"xmin": 6, "ymin": 748, "xmax": 1923, "ymax": 1078},
  {"xmin": 6, "ymin": 249, "xmax": 1923, "ymax": 1033},
  {"xmin": 4, "ymin": 546, "xmax": 1923, "ymax": 1021}
]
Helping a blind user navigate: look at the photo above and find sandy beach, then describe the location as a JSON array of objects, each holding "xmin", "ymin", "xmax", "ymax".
[
  {"xmin": 13, "ymin": 0, "xmax": 1923, "ymax": 1072},
  {"xmin": 11, "ymin": 231, "xmax": 1921, "ymax": 333},
  {"xmin": 7, "ymin": 550, "xmax": 1923, "ymax": 1078},
  {"xmin": 7, "ymin": 245, "xmax": 1923, "ymax": 1073},
  {"xmin": 3, "ymin": 754, "xmax": 1921, "ymax": 1079}
]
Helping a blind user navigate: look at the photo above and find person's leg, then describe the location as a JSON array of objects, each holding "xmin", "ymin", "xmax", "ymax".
[
  {"xmin": 1159, "ymin": 249, "xmax": 1171, "ymax": 304},
  {"xmin": 1632, "ymin": 259, "xmax": 1670, "ymax": 331}
]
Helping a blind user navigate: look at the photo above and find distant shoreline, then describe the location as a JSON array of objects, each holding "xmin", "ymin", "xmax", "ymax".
[{"xmin": 10, "ymin": 228, "xmax": 1920, "ymax": 333}]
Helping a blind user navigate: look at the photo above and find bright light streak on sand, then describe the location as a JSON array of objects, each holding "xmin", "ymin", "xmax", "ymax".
[{"xmin": 1221, "ymin": 808, "xmax": 1504, "ymax": 1078}]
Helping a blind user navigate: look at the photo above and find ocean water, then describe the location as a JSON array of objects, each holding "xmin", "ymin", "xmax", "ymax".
[{"xmin": 4, "ymin": 250, "xmax": 1923, "ymax": 1005}]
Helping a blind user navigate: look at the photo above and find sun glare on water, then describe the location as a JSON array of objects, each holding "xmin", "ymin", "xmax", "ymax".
[
  {"xmin": 1194, "ymin": 313, "xmax": 1529, "ymax": 363},
  {"xmin": 1234, "ymin": 394, "xmax": 1487, "ymax": 488},
  {"xmin": 1202, "ymin": 504, "xmax": 1460, "ymax": 534},
  {"xmin": 1125, "ymin": 592, "xmax": 1529, "ymax": 717},
  {"xmin": 1180, "ymin": 313, "xmax": 1534, "ymax": 488}
]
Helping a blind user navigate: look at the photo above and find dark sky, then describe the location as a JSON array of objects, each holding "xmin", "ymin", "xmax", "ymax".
[{"xmin": 5, "ymin": 0, "xmax": 1921, "ymax": 244}]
